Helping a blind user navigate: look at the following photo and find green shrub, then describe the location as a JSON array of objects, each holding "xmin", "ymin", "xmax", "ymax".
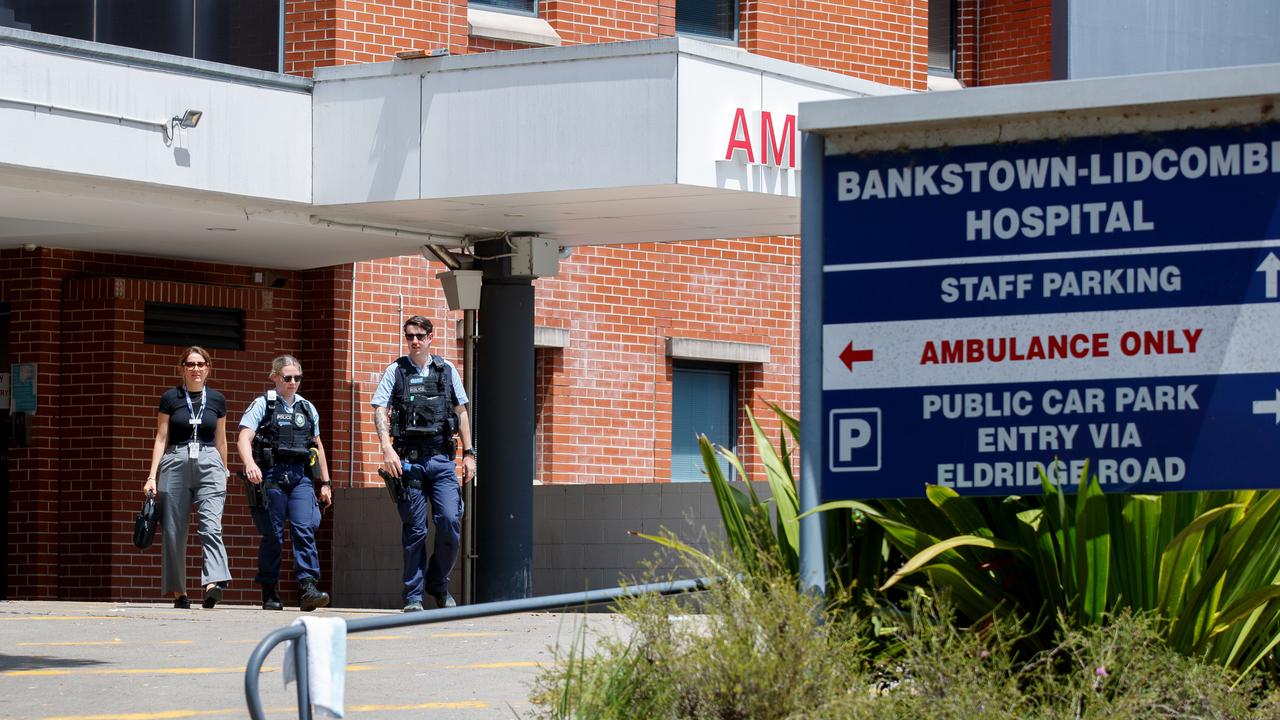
[
  {"xmin": 817, "ymin": 474, "xmax": 1280, "ymax": 678},
  {"xmin": 1026, "ymin": 610, "xmax": 1260, "ymax": 719},
  {"xmin": 531, "ymin": 562, "xmax": 1274, "ymax": 719},
  {"xmin": 530, "ymin": 551, "xmax": 871, "ymax": 720}
]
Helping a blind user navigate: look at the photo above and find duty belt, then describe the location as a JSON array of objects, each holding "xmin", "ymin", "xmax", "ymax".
[{"xmin": 394, "ymin": 442, "xmax": 448, "ymax": 461}]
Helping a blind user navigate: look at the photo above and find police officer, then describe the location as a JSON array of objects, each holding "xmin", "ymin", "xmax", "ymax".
[
  {"xmin": 236, "ymin": 355, "xmax": 333, "ymax": 611},
  {"xmin": 371, "ymin": 315, "xmax": 475, "ymax": 612}
]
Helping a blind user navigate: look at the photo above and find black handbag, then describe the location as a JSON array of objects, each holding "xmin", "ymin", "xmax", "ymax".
[{"xmin": 132, "ymin": 492, "xmax": 161, "ymax": 549}]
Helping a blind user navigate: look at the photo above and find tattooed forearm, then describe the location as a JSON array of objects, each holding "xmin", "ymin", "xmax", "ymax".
[{"xmin": 374, "ymin": 407, "xmax": 391, "ymax": 442}]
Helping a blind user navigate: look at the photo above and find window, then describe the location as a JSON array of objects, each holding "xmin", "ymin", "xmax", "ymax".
[
  {"xmin": 928, "ymin": 0, "xmax": 956, "ymax": 75},
  {"xmin": 676, "ymin": 0, "xmax": 737, "ymax": 42},
  {"xmin": 144, "ymin": 303, "xmax": 244, "ymax": 350},
  {"xmin": 671, "ymin": 363, "xmax": 736, "ymax": 482},
  {"xmin": 0, "ymin": 0, "xmax": 282, "ymax": 72},
  {"xmin": 470, "ymin": 0, "xmax": 535, "ymax": 15}
]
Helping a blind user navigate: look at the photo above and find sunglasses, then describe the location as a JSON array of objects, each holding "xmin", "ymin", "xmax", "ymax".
[
  {"xmin": 281, "ymin": 375, "xmax": 303, "ymax": 383},
  {"xmin": 404, "ymin": 332, "xmax": 429, "ymax": 341},
  {"xmin": 182, "ymin": 361, "xmax": 208, "ymax": 368}
]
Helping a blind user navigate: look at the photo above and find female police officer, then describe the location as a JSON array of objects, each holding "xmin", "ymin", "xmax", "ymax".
[{"xmin": 236, "ymin": 355, "xmax": 333, "ymax": 611}]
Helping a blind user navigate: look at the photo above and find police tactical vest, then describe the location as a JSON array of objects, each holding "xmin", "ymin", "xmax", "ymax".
[
  {"xmin": 256, "ymin": 393, "xmax": 316, "ymax": 457},
  {"xmin": 391, "ymin": 355, "xmax": 456, "ymax": 447}
]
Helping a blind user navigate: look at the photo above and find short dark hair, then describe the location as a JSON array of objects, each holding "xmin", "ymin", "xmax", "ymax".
[{"xmin": 403, "ymin": 315, "xmax": 433, "ymax": 334}]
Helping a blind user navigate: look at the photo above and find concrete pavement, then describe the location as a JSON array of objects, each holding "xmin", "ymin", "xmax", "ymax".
[{"xmin": 0, "ymin": 599, "xmax": 625, "ymax": 720}]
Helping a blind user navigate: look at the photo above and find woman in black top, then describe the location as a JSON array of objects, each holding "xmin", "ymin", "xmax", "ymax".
[{"xmin": 143, "ymin": 346, "xmax": 233, "ymax": 609}]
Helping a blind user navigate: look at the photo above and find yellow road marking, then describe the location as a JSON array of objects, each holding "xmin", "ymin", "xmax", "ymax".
[
  {"xmin": 5, "ymin": 665, "xmax": 374, "ymax": 678},
  {"xmin": 40, "ymin": 700, "xmax": 490, "ymax": 720},
  {"xmin": 0, "ymin": 616, "xmax": 119, "ymax": 621},
  {"xmin": 18, "ymin": 640, "xmax": 193, "ymax": 647},
  {"xmin": 443, "ymin": 661, "xmax": 540, "ymax": 669},
  {"xmin": 349, "ymin": 701, "xmax": 490, "ymax": 710},
  {"xmin": 42, "ymin": 711, "xmax": 232, "ymax": 720}
]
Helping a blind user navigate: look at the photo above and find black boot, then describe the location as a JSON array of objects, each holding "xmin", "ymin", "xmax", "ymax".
[
  {"xmin": 299, "ymin": 579, "xmax": 330, "ymax": 612},
  {"xmin": 261, "ymin": 583, "xmax": 283, "ymax": 611}
]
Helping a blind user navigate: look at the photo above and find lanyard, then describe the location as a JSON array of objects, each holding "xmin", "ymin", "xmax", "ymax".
[{"xmin": 184, "ymin": 387, "xmax": 207, "ymax": 435}]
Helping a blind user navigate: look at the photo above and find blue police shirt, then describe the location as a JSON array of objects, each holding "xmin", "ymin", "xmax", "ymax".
[
  {"xmin": 370, "ymin": 356, "xmax": 468, "ymax": 408},
  {"xmin": 239, "ymin": 393, "xmax": 321, "ymax": 435}
]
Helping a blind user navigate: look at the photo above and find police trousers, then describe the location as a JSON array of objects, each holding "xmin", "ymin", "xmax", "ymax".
[
  {"xmin": 397, "ymin": 454, "xmax": 463, "ymax": 604},
  {"xmin": 158, "ymin": 444, "xmax": 231, "ymax": 595},
  {"xmin": 249, "ymin": 462, "xmax": 321, "ymax": 587}
]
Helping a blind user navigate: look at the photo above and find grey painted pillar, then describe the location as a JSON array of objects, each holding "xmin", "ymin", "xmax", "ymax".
[{"xmin": 474, "ymin": 251, "xmax": 535, "ymax": 601}]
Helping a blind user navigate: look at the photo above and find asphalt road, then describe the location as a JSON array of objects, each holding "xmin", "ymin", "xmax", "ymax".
[{"xmin": 0, "ymin": 600, "xmax": 624, "ymax": 720}]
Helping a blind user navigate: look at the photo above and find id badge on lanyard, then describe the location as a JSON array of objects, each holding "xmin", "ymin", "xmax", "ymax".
[{"xmin": 185, "ymin": 389, "xmax": 206, "ymax": 460}]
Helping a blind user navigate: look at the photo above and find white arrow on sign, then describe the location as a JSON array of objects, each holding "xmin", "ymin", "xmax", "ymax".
[
  {"xmin": 1253, "ymin": 389, "xmax": 1280, "ymax": 424},
  {"xmin": 1256, "ymin": 253, "xmax": 1280, "ymax": 299}
]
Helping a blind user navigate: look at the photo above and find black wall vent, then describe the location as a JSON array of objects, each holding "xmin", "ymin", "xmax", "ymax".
[{"xmin": 144, "ymin": 302, "xmax": 244, "ymax": 350}]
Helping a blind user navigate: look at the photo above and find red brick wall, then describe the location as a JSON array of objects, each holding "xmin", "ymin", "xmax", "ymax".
[
  {"xmin": 285, "ymin": 0, "xmax": 934, "ymax": 90},
  {"xmin": 286, "ymin": 0, "xmax": 469, "ymax": 76},
  {"xmin": 532, "ymin": 238, "xmax": 798, "ymax": 483},
  {"xmin": 0, "ymin": 248, "xmax": 337, "ymax": 604},
  {"xmin": 541, "ymin": 0, "xmax": 666, "ymax": 45},
  {"xmin": 742, "ymin": 0, "xmax": 927, "ymax": 90},
  {"xmin": 968, "ymin": 0, "xmax": 1053, "ymax": 85}
]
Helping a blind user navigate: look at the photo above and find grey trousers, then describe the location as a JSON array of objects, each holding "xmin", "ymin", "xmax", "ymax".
[{"xmin": 158, "ymin": 444, "xmax": 231, "ymax": 594}]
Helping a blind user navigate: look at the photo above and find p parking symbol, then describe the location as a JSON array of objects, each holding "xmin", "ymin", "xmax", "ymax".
[{"xmin": 829, "ymin": 408, "xmax": 880, "ymax": 472}]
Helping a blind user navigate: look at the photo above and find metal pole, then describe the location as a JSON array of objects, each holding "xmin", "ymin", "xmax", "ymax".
[
  {"xmin": 246, "ymin": 577, "xmax": 714, "ymax": 719},
  {"xmin": 293, "ymin": 633, "xmax": 313, "ymax": 720},
  {"xmin": 461, "ymin": 307, "xmax": 477, "ymax": 605},
  {"xmin": 799, "ymin": 131, "xmax": 827, "ymax": 596}
]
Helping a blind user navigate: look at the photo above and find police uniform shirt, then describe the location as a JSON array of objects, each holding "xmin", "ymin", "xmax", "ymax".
[
  {"xmin": 369, "ymin": 356, "xmax": 468, "ymax": 409},
  {"xmin": 158, "ymin": 386, "xmax": 227, "ymax": 444},
  {"xmin": 239, "ymin": 393, "xmax": 322, "ymax": 435}
]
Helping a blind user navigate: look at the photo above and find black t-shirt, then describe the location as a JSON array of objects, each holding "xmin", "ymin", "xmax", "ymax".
[{"xmin": 158, "ymin": 386, "xmax": 227, "ymax": 445}]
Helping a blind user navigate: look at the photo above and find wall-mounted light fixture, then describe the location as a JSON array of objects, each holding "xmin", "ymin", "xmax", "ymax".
[
  {"xmin": 164, "ymin": 109, "xmax": 203, "ymax": 143},
  {"xmin": 0, "ymin": 96, "xmax": 205, "ymax": 146}
]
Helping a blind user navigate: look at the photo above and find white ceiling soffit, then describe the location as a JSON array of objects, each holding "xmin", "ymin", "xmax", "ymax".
[
  {"xmin": 0, "ymin": 166, "xmax": 428, "ymax": 270},
  {"xmin": 0, "ymin": 32, "xmax": 900, "ymax": 269}
]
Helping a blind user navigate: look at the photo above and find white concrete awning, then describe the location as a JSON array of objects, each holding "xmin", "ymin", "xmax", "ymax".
[{"xmin": 0, "ymin": 29, "xmax": 899, "ymax": 270}]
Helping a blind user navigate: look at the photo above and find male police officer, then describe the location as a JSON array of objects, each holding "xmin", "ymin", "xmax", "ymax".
[
  {"xmin": 371, "ymin": 315, "xmax": 475, "ymax": 612},
  {"xmin": 237, "ymin": 355, "xmax": 333, "ymax": 611}
]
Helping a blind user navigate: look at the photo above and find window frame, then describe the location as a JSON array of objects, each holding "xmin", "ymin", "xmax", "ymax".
[
  {"xmin": 0, "ymin": 0, "xmax": 285, "ymax": 73},
  {"xmin": 927, "ymin": 0, "xmax": 957, "ymax": 77},
  {"xmin": 468, "ymin": 0, "xmax": 538, "ymax": 18},
  {"xmin": 674, "ymin": 0, "xmax": 739, "ymax": 45},
  {"xmin": 670, "ymin": 361, "xmax": 739, "ymax": 483}
]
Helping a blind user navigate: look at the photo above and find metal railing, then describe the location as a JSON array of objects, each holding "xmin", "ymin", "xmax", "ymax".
[{"xmin": 243, "ymin": 577, "xmax": 711, "ymax": 720}]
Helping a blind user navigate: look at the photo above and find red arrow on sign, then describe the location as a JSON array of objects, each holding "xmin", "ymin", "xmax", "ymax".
[{"xmin": 840, "ymin": 341, "xmax": 874, "ymax": 370}]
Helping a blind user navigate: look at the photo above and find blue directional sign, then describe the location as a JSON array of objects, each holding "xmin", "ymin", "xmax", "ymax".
[{"xmin": 820, "ymin": 122, "xmax": 1280, "ymax": 500}]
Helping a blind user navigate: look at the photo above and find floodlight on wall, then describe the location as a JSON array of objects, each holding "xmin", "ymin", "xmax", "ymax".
[
  {"xmin": 176, "ymin": 109, "xmax": 203, "ymax": 129},
  {"xmin": 163, "ymin": 109, "xmax": 203, "ymax": 144}
]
